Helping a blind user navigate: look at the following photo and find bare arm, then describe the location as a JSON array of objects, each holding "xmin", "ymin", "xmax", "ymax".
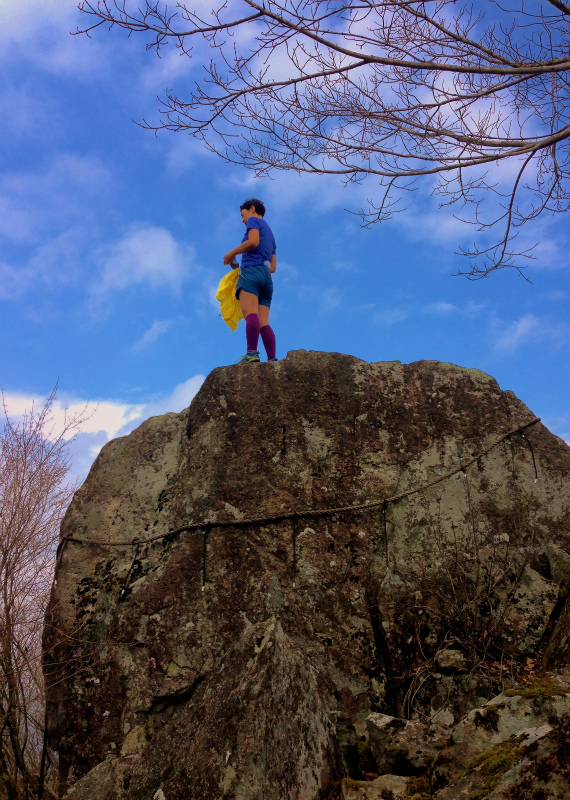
[
  {"xmin": 223, "ymin": 228, "xmax": 259, "ymax": 265},
  {"xmin": 269, "ymin": 254, "xmax": 277, "ymax": 273}
]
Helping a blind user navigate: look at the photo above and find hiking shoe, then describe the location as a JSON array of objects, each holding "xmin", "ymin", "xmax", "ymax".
[
  {"xmin": 236, "ymin": 351, "xmax": 260, "ymax": 364},
  {"xmin": 268, "ymin": 358, "xmax": 278, "ymax": 362}
]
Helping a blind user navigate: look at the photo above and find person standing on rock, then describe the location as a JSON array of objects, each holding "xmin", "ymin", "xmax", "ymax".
[{"xmin": 223, "ymin": 198, "xmax": 277, "ymax": 364}]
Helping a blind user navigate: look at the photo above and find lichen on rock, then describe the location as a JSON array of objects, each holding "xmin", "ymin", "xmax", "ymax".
[{"xmin": 42, "ymin": 351, "xmax": 570, "ymax": 799}]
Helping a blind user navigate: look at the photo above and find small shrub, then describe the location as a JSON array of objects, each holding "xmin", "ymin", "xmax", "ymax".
[{"xmin": 406, "ymin": 774, "xmax": 431, "ymax": 798}]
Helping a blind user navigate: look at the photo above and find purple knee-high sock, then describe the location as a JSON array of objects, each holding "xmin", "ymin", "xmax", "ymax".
[
  {"xmin": 260, "ymin": 325, "xmax": 276, "ymax": 360},
  {"xmin": 245, "ymin": 313, "xmax": 260, "ymax": 352}
]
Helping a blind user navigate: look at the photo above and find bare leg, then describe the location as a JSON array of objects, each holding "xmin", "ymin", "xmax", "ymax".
[{"xmin": 238, "ymin": 290, "xmax": 259, "ymax": 318}]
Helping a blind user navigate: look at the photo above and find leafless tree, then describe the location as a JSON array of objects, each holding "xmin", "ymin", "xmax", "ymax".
[
  {"xmin": 77, "ymin": 0, "xmax": 570, "ymax": 278},
  {"xmin": 0, "ymin": 390, "xmax": 85, "ymax": 800}
]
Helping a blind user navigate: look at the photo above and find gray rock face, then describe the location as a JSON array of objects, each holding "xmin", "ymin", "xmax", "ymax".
[
  {"xmin": 42, "ymin": 351, "xmax": 570, "ymax": 798},
  {"xmin": 436, "ymin": 681, "xmax": 570, "ymax": 800},
  {"xmin": 544, "ymin": 542, "xmax": 570, "ymax": 599},
  {"xmin": 341, "ymin": 773, "xmax": 408, "ymax": 799},
  {"xmin": 357, "ymin": 678, "xmax": 570, "ymax": 800},
  {"xmin": 367, "ymin": 713, "xmax": 445, "ymax": 776},
  {"xmin": 433, "ymin": 648, "xmax": 468, "ymax": 673},
  {"xmin": 545, "ymin": 597, "xmax": 570, "ymax": 670},
  {"xmin": 66, "ymin": 617, "xmax": 338, "ymax": 800}
]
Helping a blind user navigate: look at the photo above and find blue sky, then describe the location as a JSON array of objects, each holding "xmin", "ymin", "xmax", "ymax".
[{"xmin": 1, "ymin": 0, "xmax": 569, "ymax": 482}]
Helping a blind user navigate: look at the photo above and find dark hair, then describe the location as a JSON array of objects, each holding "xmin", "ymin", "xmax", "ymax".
[{"xmin": 240, "ymin": 198, "xmax": 266, "ymax": 217}]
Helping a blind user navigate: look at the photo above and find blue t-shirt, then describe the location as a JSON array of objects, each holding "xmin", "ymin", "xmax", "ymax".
[{"xmin": 241, "ymin": 217, "xmax": 276, "ymax": 268}]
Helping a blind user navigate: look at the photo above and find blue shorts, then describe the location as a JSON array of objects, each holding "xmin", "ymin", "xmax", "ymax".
[{"xmin": 235, "ymin": 263, "xmax": 273, "ymax": 308}]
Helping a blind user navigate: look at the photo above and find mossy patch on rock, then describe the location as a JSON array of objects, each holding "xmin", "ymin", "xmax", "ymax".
[
  {"xmin": 44, "ymin": 352, "xmax": 570, "ymax": 798},
  {"xmin": 467, "ymin": 737, "xmax": 523, "ymax": 798},
  {"xmin": 503, "ymin": 677, "xmax": 569, "ymax": 698},
  {"xmin": 406, "ymin": 774, "xmax": 431, "ymax": 798},
  {"xmin": 503, "ymin": 712, "xmax": 570, "ymax": 799}
]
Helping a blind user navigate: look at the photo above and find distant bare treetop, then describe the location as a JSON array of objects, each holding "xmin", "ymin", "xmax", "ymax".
[
  {"xmin": 0, "ymin": 389, "xmax": 87, "ymax": 800},
  {"xmin": 78, "ymin": 0, "xmax": 570, "ymax": 278}
]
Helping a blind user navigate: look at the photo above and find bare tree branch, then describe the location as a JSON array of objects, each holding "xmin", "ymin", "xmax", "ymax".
[
  {"xmin": 545, "ymin": 0, "xmax": 570, "ymax": 16},
  {"xmin": 77, "ymin": 0, "xmax": 570, "ymax": 277},
  {"xmin": 0, "ymin": 390, "xmax": 87, "ymax": 799}
]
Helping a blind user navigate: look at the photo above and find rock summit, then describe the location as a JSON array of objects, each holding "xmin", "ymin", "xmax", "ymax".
[{"xmin": 44, "ymin": 351, "xmax": 570, "ymax": 799}]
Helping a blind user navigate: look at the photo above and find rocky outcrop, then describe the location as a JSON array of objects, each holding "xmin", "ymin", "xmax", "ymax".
[
  {"xmin": 342, "ymin": 676, "xmax": 570, "ymax": 800},
  {"xmin": 43, "ymin": 351, "xmax": 570, "ymax": 799}
]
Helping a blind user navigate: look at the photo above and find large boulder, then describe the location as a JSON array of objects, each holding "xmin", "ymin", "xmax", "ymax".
[{"xmin": 43, "ymin": 351, "xmax": 570, "ymax": 798}]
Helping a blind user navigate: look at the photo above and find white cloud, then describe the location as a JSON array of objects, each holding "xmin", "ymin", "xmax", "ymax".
[
  {"xmin": 512, "ymin": 216, "xmax": 570, "ymax": 273},
  {"xmin": 423, "ymin": 300, "xmax": 487, "ymax": 316},
  {"xmin": 0, "ymin": 153, "xmax": 112, "ymax": 246},
  {"xmin": 138, "ymin": 376, "xmax": 205, "ymax": 422},
  {"xmin": 373, "ymin": 307, "xmax": 409, "ymax": 326},
  {"xmin": 493, "ymin": 314, "xmax": 540, "ymax": 354},
  {"xmin": 2, "ymin": 375, "xmax": 205, "ymax": 483},
  {"xmin": 140, "ymin": 47, "xmax": 198, "ymax": 91},
  {"xmin": 0, "ymin": 0, "xmax": 115, "ymax": 77},
  {"xmin": 424, "ymin": 301, "xmax": 457, "ymax": 315},
  {"xmin": 225, "ymin": 165, "xmax": 371, "ymax": 218},
  {"xmin": 0, "ymin": 152, "xmax": 112, "ymax": 301},
  {"xmin": 132, "ymin": 318, "xmax": 178, "ymax": 351},
  {"xmin": 1, "ymin": 391, "xmax": 143, "ymax": 442},
  {"xmin": 0, "ymin": 0, "xmax": 78, "ymax": 39},
  {"xmin": 164, "ymin": 134, "xmax": 216, "ymax": 174},
  {"xmin": 319, "ymin": 287, "xmax": 341, "ymax": 314},
  {"xmin": 94, "ymin": 224, "xmax": 194, "ymax": 295}
]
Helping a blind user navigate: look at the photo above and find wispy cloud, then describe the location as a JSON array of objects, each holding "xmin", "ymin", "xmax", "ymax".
[
  {"xmin": 0, "ymin": 74, "xmax": 63, "ymax": 142},
  {"xmin": 0, "ymin": 262, "xmax": 34, "ymax": 300},
  {"xmin": 423, "ymin": 300, "xmax": 486, "ymax": 316},
  {"xmin": 140, "ymin": 47, "xmax": 198, "ymax": 91},
  {"xmin": 0, "ymin": 229, "xmax": 93, "ymax": 300},
  {"xmin": 373, "ymin": 307, "xmax": 409, "ymax": 326},
  {"xmin": 0, "ymin": 0, "xmax": 118, "ymax": 77},
  {"xmin": 538, "ymin": 290, "xmax": 568, "ymax": 302},
  {"xmin": 319, "ymin": 287, "xmax": 341, "ymax": 314},
  {"xmin": 492, "ymin": 313, "xmax": 570, "ymax": 355},
  {"xmin": 0, "ymin": 153, "xmax": 111, "ymax": 246},
  {"xmin": 424, "ymin": 301, "xmax": 457, "ymax": 315},
  {"xmin": 164, "ymin": 135, "xmax": 217, "ymax": 174},
  {"xmin": 93, "ymin": 224, "xmax": 194, "ymax": 296},
  {"xmin": 0, "ymin": 153, "xmax": 113, "ymax": 301},
  {"xmin": 226, "ymin": 166, "xmax": 371, "ymax": 219},
  {"xmin": 132, "ymin": 318, "xmax": 182, "ymax": 351},
  {"xmin": 493, "ymin": 314, "xmax": 540, "ymax": 354}
]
